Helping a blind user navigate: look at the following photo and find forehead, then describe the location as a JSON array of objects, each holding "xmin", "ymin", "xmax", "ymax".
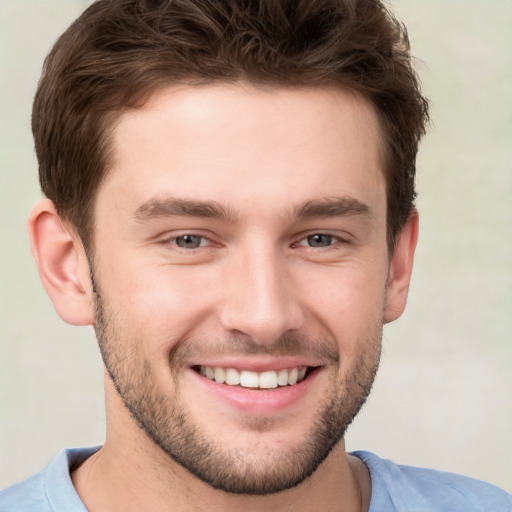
[{"xmin": 100, "ymin": 83, "xmax": 386, "ymax": 220}]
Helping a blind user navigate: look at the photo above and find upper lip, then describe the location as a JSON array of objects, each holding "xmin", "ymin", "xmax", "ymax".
[{"xmin": 187, "ymin": 356, "xmax": 325, "ymax": 373}]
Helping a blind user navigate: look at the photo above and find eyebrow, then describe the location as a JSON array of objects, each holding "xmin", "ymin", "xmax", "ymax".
[
  {"xmin": 293, "ymin": 197, "xmax": 371, "ymax": 220},
  {"xmin": 133, "ymin": 196, "xmax": 371, "ymax": 224},
  {"xmin": 133, "ymin": 197, "xmax": 238, "ymax": 222}
]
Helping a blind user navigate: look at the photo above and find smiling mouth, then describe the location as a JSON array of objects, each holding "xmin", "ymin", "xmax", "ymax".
[{"xmin": 193, "ymin": 365, "xmax": 317, "ymax": 389}]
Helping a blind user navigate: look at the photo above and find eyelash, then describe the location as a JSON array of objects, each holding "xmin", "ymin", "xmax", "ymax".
[
  {"xmin": 160, "ymin": 234, "xmax": 213, "ymax": 249},
  {"xmin": 293, "ymin": 233, "xmax": 348, "ymax": 249},
  {"xmin": 160, "ymin": 232, "xmax": 349, "ymax": 250}
]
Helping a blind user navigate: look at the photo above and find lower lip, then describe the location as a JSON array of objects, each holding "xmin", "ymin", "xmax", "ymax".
[{"xmin": 188, "ymin": 368, "xmax": 321, "ymax": 415}]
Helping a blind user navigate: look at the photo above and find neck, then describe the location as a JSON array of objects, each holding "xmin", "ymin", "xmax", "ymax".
[{"xmin": 72, "ymin": 439, "xmax": 369, "ymax": 512}]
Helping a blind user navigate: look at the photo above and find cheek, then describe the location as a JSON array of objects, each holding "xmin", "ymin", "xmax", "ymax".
[
  {"xmin": 105, "ymin": 262, "xmax": 220, "ymax": 348},
  {"xmin": 297, "ymin": 261, "xmax": 388, "ymax": 345}
]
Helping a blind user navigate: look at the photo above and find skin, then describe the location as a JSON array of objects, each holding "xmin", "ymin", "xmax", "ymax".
[{"xmin": 29, "ymin": 84, "xmax": 418, "ymax": 512}]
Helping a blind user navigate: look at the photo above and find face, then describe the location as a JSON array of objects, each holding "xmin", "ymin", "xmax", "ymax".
[{"xmin": 91, "ymin": 84, "xmax": 392, "ymax": 494}]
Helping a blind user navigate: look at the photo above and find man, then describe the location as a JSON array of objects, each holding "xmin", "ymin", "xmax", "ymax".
[{"xmin": 1, "ymin": 0, "xmax": 510, "ymax": 510}]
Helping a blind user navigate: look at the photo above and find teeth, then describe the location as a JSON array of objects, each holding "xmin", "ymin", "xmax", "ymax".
[
  {"xmin": 225, "ymin": 368, "xmax": 240, "ymax": 385},
  {"xmin": 199, "ymin": 366, "xmax": 309, "ymax": 388},
  {"xmin": 240, "ymin": 370, "xmax": 259, "ymax": 388},
  {"xmin": 214, "ymin": 367, "xmax": 226, "ymax": 383},
  {"xmin": 288, "ymin": 367, "xmax": 299, "ymax": 385},
  {"xmin": 277, "ymin": 369, "xmax": 289, "ymax": 386},
  {"xmin": 259, "ymin": 371, "xmax": 278, "ymax": 389}
]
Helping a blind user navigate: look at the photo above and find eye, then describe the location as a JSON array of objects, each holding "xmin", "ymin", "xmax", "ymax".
[
  {"xmin": 173, "ymin": 234, "xmax": 209, "ymax": 249},
  {"xmin": 302, "ymin": 234, "xmax": 338, "ymax": 248}
]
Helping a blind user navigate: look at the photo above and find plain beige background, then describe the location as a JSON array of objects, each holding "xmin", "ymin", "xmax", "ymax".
[{"xmin": 1, "ymin": 0, "xmax": 511, "ymax": 491}]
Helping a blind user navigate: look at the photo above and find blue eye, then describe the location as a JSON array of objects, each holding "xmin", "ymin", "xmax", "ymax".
[
  {"xmin": 174, "ymin": 235, "xmax": 206, "ymax": 249},
  {"xmin": 305, "ymin": 234, "xmax": 336, "ymax": 247}
]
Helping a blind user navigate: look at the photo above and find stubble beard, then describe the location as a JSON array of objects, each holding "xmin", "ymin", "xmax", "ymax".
[{"xmin": 92, "ymin": 278, "xmax": 382, "ymax": 495}]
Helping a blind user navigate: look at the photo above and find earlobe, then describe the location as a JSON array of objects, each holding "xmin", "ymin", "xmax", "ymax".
[
  {"xmin": 384, "ymin": 211, "xmax": 419, "ymax": 323},
  {"xmin": 28, "ymin": 199, "xmax": 94, "ymax": 326}
]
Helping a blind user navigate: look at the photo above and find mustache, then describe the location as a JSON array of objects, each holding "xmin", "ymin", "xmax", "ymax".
[{"xmin": 169, "ymin": 332, "xmax": 340, "ymax": 366}]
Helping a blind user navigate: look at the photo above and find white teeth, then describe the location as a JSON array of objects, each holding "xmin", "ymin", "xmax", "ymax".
[
  {"xmin": 240, "ymin": 370, "xmax": 259, "ymax": 388},
  {"xmin": 214, "ymin": 367, "xmax": 226, "ymax": 384},
  {"xmin": 225, "ymin": 368, "xmax": 240, "ymax": 385},
  {"xmin": 288, "ymin": 367, "xmax": 299, "ymax": 385},
  {"xmin": 199, "ymin": 365, "xmax": 309, "ymax": 388},
  {"xmin": 277, "ymin": 369, "xmax": 289, "ymax": 386},
  {"xmin": 259, "ymin": 371, "xmax": 278, "ymax": 389}
]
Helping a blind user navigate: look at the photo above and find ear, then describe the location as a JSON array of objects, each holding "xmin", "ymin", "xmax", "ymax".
[
  {"xmin": 384, "ymin": 210, "xmax": 419, "ymax": 323},
  {"xmin": 28, "ymin": 199, "xmax": 94, "ymax": 326}
]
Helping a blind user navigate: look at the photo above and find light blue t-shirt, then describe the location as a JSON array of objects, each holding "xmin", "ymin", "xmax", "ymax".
[{"xmin": 1, "ymin": 447, "xmax": 511, "ymax": 511}]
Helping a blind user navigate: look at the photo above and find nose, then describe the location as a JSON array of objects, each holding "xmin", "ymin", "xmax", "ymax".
[{"xmin": 219, "ymin": 244, "xmax": 304, "ymax": 346}]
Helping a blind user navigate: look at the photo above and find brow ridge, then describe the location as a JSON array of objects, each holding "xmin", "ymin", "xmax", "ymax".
[
  {"xmin": 133, "ymin": 197, "xmax": 237, "ymax": 222},
  {"xmin": 293, "ymin": 197, "xmax": 371, "ymax": 219},
  {"xmin": 133, "ymin": 196, "xmax": 371, "ymax": 224}
]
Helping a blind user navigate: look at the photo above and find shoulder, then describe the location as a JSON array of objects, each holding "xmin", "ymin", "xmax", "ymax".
[
  {"xmin": 0, "ymin": 470, "xmax": 50, "ymax": 512},
  {"xmin": 353, "ymin": 451, "xmax": 512, "ymax": 512},
  {"xmin": 0, "ymin": 447, "xmax": 99, "ymax": 512}
]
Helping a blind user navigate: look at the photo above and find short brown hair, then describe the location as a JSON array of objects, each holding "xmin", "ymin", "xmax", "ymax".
[{"xmin": 33, "ymin": 0, "xmax": 429, "ymax": 249}]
